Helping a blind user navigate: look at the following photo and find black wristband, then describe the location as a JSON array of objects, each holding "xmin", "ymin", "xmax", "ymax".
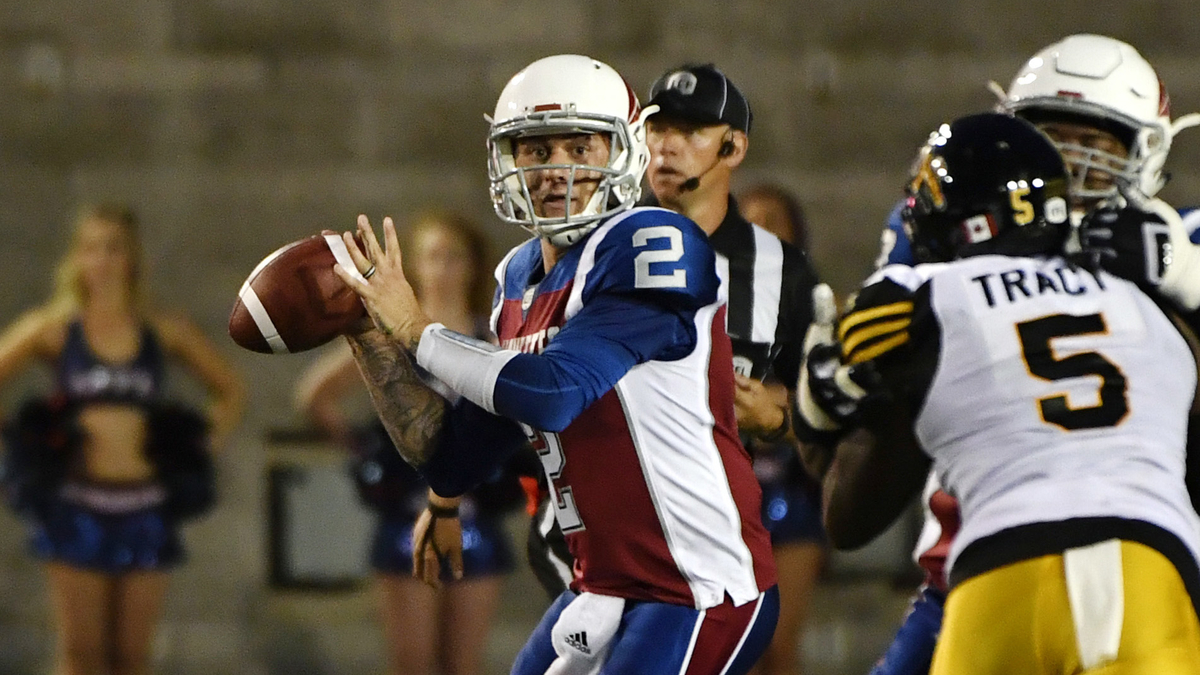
[{"xmin": 427, "ymin": 503, "xmax": 460, "ymax": 518}]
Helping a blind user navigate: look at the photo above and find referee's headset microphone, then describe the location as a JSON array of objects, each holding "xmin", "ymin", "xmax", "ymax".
[{"xmin": 679, "ymin": 134, "xmax": 736, "ymax": 192}]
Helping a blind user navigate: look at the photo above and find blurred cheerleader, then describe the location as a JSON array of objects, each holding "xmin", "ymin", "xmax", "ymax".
[{"xmin": 0, "ymin": 203, "xmax": 244, "ymax": 675}]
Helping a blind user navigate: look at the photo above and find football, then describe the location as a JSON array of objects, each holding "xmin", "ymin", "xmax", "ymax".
[{"xmin": 229, "ymin": 232, "xmax": 368, "ymax": 354}]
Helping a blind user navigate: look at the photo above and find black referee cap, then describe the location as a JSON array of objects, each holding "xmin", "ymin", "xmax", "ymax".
[{"xmin": 647, "ymin": 64, "xmax": 752, "ymax": 133}]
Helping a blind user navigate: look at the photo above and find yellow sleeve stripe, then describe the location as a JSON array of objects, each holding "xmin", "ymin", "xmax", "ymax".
[
  {"xmin": 837, "ymin": 301, "xmax": 914, "ymax": 342},
  {"xmin": 846, "ymin": 332, "xmax": 910, "ymax": 365},
  {"xmin": 841, "ymin": 318, "xmax": 912, "ymax": 360}
]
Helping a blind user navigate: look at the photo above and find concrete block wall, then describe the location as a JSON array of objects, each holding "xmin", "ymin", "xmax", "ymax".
[{"xmin": 1, "ymin": 1, "xmax": 1199, "ymax": 672}]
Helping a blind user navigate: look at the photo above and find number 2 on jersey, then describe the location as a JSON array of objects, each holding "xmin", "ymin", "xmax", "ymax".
[
  {"xmin": 633, "ymin": 225, "xmax": 687, "ymax": 289},
  {"xmin": 1017, "ymin": 313, "xmax": 1129, "ymax": 430},
  {"xmin": 524, "ymin": 426, "xmax": 584, "ymax": 532}
]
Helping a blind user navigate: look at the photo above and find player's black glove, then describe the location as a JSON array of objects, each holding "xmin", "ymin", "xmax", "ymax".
[
  {"xmin": 1080, "ymin": 202, "xmax": 1169, "ymax": 285},
  {"xmin": 804, "ymin": 343, "xmax": 882, "ymax": 426},
  {"xmin": 1081, "ymin": 194, "xmax": 1200, "ymax": 310}
]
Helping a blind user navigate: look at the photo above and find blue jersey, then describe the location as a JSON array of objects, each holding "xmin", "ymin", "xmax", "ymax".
[
  {"xmin": 1184, "ymin": 207, "xmax": 1200, "ymax": 243},
  {"xmin": 487, "ymin": 207, "xmax": 775, "ymax": 608},
  {"xmin": 490, "ymin": 207, "xmax": 720, "ymax": 430},
  {"xmin": 877, "ymin": 201, "xmax": 915, "ymax": 268},
  {"xmin": 416, "ymin": 207, "xmax": 776, "ymax": 609}
]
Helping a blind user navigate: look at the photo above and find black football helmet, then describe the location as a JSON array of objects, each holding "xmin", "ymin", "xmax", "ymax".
[{"xmin": 904, "ymin": 112, "xmax": 1072, "ymax": 263}]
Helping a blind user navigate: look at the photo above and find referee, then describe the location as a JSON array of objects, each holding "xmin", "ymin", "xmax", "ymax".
[{"xmin": 526, "ymin": 64, "xmax": 825, "ymax": 675}]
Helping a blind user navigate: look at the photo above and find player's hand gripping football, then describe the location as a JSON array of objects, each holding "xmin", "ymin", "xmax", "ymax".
[
  {"xmin": 333, "ymin": 215, "xmax": 434, "ymax": 352},
  {"xmin": 1080, "ymin": 188, "xmax": 1200, "ymax": 311},
  {"xmin": 411, "ymin": 492, "xmax": 464, "ymax": 588}
]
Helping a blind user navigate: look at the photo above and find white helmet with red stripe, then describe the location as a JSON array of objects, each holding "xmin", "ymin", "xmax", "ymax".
[
  {"xmin": 487, "ymin": 54, "xmax": 655, "ymax": 246},
  {"xmin": 997, "ymin": 34, "xmax": 1200, "ymax": 199}
]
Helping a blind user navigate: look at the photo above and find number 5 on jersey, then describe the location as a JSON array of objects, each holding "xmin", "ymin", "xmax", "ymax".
[
  {"xmin": 523, "ymin": 425, "xmax": 584, "ymax": 533},
  {"xmin": 1017, "ymin": 313, "xmax": 1129, "ymax": 430}
]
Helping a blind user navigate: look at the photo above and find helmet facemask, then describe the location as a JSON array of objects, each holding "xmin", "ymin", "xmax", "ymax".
[
  {"xmin": 1053, "ymin": 135, "xmax": 1136, "ymax": 205},
  {"xmin": 488, "ymin": 106, "xmax": 649, "ymax": 247},
  {"xmin": 1012, "ymin": 105, "xmax": 1147, "ymax": 207}
]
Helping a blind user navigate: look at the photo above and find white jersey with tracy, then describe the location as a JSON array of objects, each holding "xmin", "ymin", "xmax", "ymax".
[{"xmin": 872, "ymin": 254, "xmax": 1200, "ymax": 574}]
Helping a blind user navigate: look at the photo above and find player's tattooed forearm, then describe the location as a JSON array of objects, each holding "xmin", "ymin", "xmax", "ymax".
[
  {"xmin": 365, "ymin": 310, "xmax": 422, "ymax": 354},
  {"xmin": 346, "ymin": 331, "xmax": 445, "ymax": 466}
]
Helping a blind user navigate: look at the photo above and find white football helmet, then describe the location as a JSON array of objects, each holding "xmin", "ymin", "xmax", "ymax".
[
  {"xmin": 487, "ymin": 54, "xmax": 655, "ymax": 247},
  {"xmin": 995, "ymin": 34, "xmax": 1200, "ymax": 200}
]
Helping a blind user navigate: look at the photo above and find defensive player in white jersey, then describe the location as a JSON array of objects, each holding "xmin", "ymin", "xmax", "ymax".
[
  {"xmin": 856, "ymin": 33, "xmax": 1200, "ymax": 675},
  {"xmin": 332, "ymin": 54, "xmax": 779, "ymax": 675},
  {"xmin": 805, "ymin": 112, "xmax": 1200, "ymax": 674}
]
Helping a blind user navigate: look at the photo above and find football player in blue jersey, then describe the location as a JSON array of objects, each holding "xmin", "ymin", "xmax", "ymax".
[
  {"xmin": 525, "ymin": 63, "xmax": 827, "ymax": 675},
  {"xmin": 332, "ymin": 54, "xmax": 779, "ymax": 675}
]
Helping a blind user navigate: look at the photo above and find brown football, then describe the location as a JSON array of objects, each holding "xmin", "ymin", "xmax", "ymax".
[{"xmin": 229, "ymin": 233, "xmax": 367, "ymax": 354}]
